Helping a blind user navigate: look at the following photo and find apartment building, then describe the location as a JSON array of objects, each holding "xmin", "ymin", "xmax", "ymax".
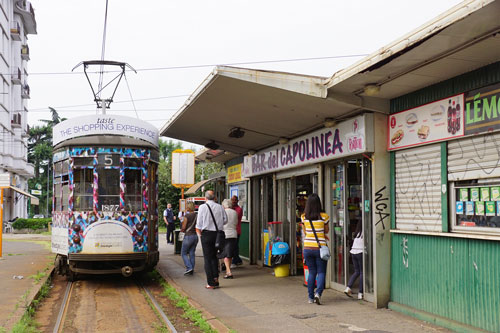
[{"xmin": 0, "ymin": 0, "xmax": 37, "ymax": 222}]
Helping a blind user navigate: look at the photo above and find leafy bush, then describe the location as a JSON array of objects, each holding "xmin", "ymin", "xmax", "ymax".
[{"xmin": 12, "ymin": 218, "xmax": 51, "ymax": 230}]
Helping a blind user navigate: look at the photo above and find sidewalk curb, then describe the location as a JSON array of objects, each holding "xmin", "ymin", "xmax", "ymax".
[
  {"xmin": 4, "ymin": 265, "xmax": 55, "ymax": 331},
  {"xmin": 156, "ymin": 266, "xmax": 231, "ymax": 333}
]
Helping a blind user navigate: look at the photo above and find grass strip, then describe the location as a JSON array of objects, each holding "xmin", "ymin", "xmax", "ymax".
[
  {"xmin": 149, "ymin": 270, "xmax": 217, "ymax": 333},
  {"xmin": 11, "ymin": 272, "xmax": 52, "ymax": 333}
]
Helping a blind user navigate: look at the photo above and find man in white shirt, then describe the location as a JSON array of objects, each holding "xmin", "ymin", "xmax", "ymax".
[{"xmin": 196, "ymin": 190, "xmax": 227, "ymax": 288}]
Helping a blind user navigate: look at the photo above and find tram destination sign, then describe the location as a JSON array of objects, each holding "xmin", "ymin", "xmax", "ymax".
[
  {"xmin": 53, "ymin": 115, "xmax": 159, "ymax": 147},
  {"xmin": 242, "ymin": 115, "xmax": 373, "ymax": 178}
]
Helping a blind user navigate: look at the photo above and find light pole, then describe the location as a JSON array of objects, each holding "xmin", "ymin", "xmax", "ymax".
[{"xmin": 39, "ymin": 163, "xmax": 50, "ymax": 217}]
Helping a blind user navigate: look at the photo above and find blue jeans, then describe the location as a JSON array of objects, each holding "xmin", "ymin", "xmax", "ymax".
[
  {"xmin": 304, "ymin": 249, "xmax": 326, "ymax": 299},
  {"xmin": 181, "ymin": 234, "xmax": 198, "ymax": 271},
  {"xmin": 348, "ymin": 253, "xmax": 363, "ymax": 293}
]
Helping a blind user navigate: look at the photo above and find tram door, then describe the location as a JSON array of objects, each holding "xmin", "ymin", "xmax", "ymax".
[{"xmin": 328, "ymin": 158, "xmax": 373, "ymax": 298}]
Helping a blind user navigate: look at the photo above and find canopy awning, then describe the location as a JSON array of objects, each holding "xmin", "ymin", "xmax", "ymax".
[
  {"xmin": 160, "ymin": 0, "xmax": 500, "ymax": 156},
  {"xmin": 185, "ymin": 179, "xmax": 210, "ymax": 195},
  {"xmin": 2, "ymin": 186, "xmax": 39, "ymax": 205}
]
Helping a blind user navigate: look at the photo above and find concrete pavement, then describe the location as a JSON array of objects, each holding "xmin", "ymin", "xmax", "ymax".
[
  {"xmin": 0, "ymin": 234, "xmax": 53, "ymax": 331},
  {"xmin": 157, "ymin": 235, "xmax": 449, "ymax": 333}
]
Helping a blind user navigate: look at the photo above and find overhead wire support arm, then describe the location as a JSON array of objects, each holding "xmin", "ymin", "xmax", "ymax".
[{"xmin": 72, "ymin": 60, "xmax": 137, "ymax": 110}]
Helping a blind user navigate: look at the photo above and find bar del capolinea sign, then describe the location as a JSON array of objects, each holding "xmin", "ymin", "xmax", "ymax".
[{"xmin": 242, "ymin": 114, "xmax": 373, "ymax": 178}]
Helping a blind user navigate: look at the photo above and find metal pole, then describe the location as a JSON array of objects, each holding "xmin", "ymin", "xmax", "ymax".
[
  {"xmin": 0, "ymin": 188, "xmax": 4, "ymax": 258},
  {"xmin": 46, "ymin": 164, "xmax": 49, "ymax": 217}
]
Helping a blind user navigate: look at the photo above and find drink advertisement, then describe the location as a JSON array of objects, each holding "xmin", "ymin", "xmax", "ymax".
[
  {"xmin": 464, "ymin": 82, "xmax": 500, "ymax": 135},
  {"xmin": 387, "ymin": 94, "xmax": 464, "ymax": 150}
]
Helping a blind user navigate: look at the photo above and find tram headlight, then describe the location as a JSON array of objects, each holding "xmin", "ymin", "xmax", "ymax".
[
  {"xmin": 72, "ymin": 224, "xmax": 81, "ymax": 232},
  {"xmin": 73, "ymin": 235, "xmax": 81, "ymax": 244},
  {"xmin": 135, "ymin": 235, "xmax": 144, "ymax": 244},
  {"xmin": 135, "ymin": 223, "xmax": 144, "ymax": 231}
]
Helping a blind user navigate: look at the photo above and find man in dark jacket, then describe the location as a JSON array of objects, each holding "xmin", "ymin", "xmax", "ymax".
[{"xmin": 163, "ymin": 203, "xmax": 176, "ymax": 244}]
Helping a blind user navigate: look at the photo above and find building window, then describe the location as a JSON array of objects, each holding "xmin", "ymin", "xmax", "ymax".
[{"xmin": 452, "ymin": 180, "xmax": 500, "ymax": 231}]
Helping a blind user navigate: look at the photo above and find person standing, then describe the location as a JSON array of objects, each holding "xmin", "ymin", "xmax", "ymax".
[
  {"xmin": 180, "ymin": 201, "xmax": 198, "ymax": 275},
  {"xmin": 222, "ymin": 199, "xmax": 238, "ymax": 279},
  {"xmin": 231, "ymin": 195, "xmax": 243, "ymax": 266},
  {"xmin": 301, "ymin": 194, "xmax": 329, "ymax": 305},
  {"xmin": 196, "ymin": 190, "xmax": 227, "ymax": 289},
  {"xmin": 163, "ymin": 203, "xmax": 176, "ymax": 244},
  {"xmin": 344, "ymin": 220, "xmax": 364, "ymax": 300}
]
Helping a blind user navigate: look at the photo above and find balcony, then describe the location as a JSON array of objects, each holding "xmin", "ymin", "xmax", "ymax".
[
  {"xmin": 21, "ymin": 45, "xmax": 29, "ymax": 60},
  {"xmin": 11, "ymin": 113, "xmax": 21, "ymax": 128},
  {"xmin": 11, "ymin": 68, "xmax": 22, "ymax": 85},
  {"xmin": 21, "ymin": 83, "xmax": 30, "ymax": 99},
  {"xmin": 13, "ymin": 1, "xmax": 36, "ymax": 35},
  {"xmin": 10, "ymin": 22, "xmax": 21, "ymax": 41}
]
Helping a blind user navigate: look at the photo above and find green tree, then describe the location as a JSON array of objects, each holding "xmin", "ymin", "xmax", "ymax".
[
  {"xmin": 27, "ymin": 107, "xmax": 66, "ymax": 216},
  {"xmin": 157, "ymin": 139, "xmax": 183, "ymax": 226}
]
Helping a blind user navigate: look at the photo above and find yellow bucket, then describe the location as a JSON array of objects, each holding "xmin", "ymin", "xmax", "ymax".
[{"xmin": 274, "ymin": 264, "xmax": 290, "ymax": 277}]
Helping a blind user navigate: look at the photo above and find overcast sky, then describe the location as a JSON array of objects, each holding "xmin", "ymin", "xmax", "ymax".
[{"xmin": 27, "ymin": 0, "xmax": 464, "ymax": 147}]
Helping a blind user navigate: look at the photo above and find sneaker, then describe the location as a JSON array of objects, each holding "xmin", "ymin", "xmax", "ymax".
[
  {"xmin": 358, "ymin": 293, "xmax": 363, "ymax": 300},
  {"xmin": 308, "ymin": 299, "xmax": 314, "ymax": 304},
  {"xmin": 344, "ymin": 287, "xmax": 352, "ymax": 297},
  {"xmin": 184, "ymin": 269, "xmax": 193, "ymax": 276},
  {"xmin": 314, "ymin": 293, "xmax": 321, "ymax": 305}
]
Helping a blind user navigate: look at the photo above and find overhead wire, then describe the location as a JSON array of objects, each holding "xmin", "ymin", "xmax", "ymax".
[
  {"xmin": 124, "ymin": 73, "xmax": 139, "ymax": 118},
  {"xmin": 96, "ymin": 0, "xmax": 110, "ymax": 113}
]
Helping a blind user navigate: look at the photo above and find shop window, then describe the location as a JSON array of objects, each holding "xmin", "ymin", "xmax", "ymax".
[
  {"xmin": 230, "ymin": 182, "xmax": 248, "ymax": 220},
  {"xmin": 73, "ymin": 168, "xmax": 93, "ymax": 210},
  {"xmin": 452, "ymin": 179, "xmax": 500, "ymax": 232}
]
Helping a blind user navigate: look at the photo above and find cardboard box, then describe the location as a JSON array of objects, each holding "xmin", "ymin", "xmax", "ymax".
[
  {"xmin": 486, "ymin": 201, "xmax": 496, "ymax": 216},
  {"xmin": 481, "ymin": 187, "xmax": 490, "ymax": 201},
  {"xmin": 465, "ymin": 201, "xmax": 475, "ymax": 215},
  {"xmin": 475, "ymin": 201, "xmax": 485, "ymax": 215},
  {"xmin": 459, "ymin": 188, "xmax": 469, "ymax": 201},
  {"xmin": 470, "ymin": 188, "xmax": 480, "ymax": 201},
  {"xmin": 491, "ymin": 187, "xmax": 500, "ymax": 201},
  {"xmin": 456, "ymin": 201, "xmax": 464, "ymax": 214}
]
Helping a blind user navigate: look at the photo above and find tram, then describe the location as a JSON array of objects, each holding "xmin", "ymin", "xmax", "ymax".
[{"xmin": 51, "ymin": 114, "xmax": 160, "ymax": 279}]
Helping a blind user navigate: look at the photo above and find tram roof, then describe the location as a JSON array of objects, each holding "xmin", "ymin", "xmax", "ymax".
[{"xmin": 160, "ymin": 0, "xmax": 500, "ymax": 155}]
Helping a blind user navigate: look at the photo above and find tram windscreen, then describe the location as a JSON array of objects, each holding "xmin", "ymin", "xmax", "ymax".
[
  {"xmin": 74, "ymin": 168, "xmax": 93, "ymax": 210},
  {"xmin": 98, "ymin": 168, "xmax": 120, "ymax": 211}
]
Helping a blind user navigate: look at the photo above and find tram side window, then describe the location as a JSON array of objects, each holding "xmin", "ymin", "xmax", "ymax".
[
  {"xmin": 53, "ymin": 160, "xmax": 69, "ymax": 211},
  {"xmin": 74, "ymin": 168, "xmax": 93, "ymax": 210}
]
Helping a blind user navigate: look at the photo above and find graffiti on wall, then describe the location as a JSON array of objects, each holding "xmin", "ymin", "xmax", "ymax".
[
  {"xmin": 402, "ymin": 236, "xmax": 409, "ymax": 268},
  {"xmin": 375, "ymin": 186, "xmax": 390, "ymax": 229},
  {"xmin": 395, "ymin": 147, "xmax": 442, "ymax": 231}
]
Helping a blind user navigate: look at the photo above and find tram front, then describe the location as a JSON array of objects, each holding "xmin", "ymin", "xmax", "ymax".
[{"xmin": 51, "ymin": 115, "xmax": 160, "ymax": 279}]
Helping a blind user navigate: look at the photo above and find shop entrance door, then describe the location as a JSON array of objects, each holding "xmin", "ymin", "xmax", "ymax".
[{"xmin": 328, "ymin": 158, "xmax": 373, "ymax": 298}]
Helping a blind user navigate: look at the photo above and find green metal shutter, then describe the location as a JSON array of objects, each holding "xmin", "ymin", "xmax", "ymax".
[
  {"xmin": 395, "ymin": 144, "xmax": 442, "ymax": 231},
  {"xmin": 448, "ymin": 132, "xmax": 500, "ymax": 181}
]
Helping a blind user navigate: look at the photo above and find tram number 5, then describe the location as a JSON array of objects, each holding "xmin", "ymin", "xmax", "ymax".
[
  {"xmin": 104, "ymin": 154, "xmax": 113, "ymax": 166},
  {"xmin": 102, "ymin": 204, "xmax": 119, "ymax": 212}
]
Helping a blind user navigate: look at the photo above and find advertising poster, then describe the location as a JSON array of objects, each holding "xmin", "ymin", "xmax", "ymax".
[
  {"xmin": 486, "ymin": 202, "xmax": 496, "ymax": 216},
  {"xmin": 459, "ymin": 188, "xmax": 469, "ymax": 201},
  {"xmin": 456, "ymin": 201, "xmax": 464, "ymax": 214},
  {"xmin": 388, "ymin": 94, "xmax": 464, "ymax": 150},
  {"xmin": 475, "ymin": 201, "xmax": 485, "ymax": 215},
  {"xmin": 464, "ymin": 82, "xmax": 500, "ymax": 135},
  {"xmin": 51, "ymin": 227, "xmax": 69, "ymax": 255},
  {"xmin": 481, "ymin": 187, "xmax": 490, "ymax": 201},
  {"xmin": 470, "ymin": 188, "xmax": 480, "ymax": 201},
  {"xmin": 82, "ymin": 220, "xmax": 134, "ymax": 254},
  {"xmin": 492, "ymin": 187, "xmax": 500, "ymax": 201},
  {"xmin": 466, "ymin": 201, "xmax": 475, "ymax": 215}
]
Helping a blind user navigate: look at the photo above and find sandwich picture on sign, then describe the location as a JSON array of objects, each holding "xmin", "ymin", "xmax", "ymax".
[
  {"xmin": 406, "ymin": 113, "xmax": 418, "ymax": 127},
  {"xmin": 391, "ymin": 129, "xmax": 404, "ymax": 145},
  {"xmin": 418, "ymin": 125, "xmax": 430, "ymax": 140}
]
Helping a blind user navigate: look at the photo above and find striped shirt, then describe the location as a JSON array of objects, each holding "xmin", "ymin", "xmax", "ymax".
[{"xmin": 301, "ymin": 213, "xmax": 329, "ymax": 249}]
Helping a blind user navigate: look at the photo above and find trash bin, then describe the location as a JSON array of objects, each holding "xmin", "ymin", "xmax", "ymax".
[
  {"xmin": 271, "ymin": 242, "xmax": 290, "ymax": 278},
  {"xmin": 174, "ymin": 230, "xmax": 182, "ymax": 254}
]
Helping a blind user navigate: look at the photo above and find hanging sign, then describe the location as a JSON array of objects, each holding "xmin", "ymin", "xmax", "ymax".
[
  {"xmin": 242, "ymin": 115, "xmax": 372, "ymax": 178},
  {"xmin": 388, "ymin": 94, "xmax": 464, "ymax": 150},
  {"xmin": 171, "ymin": 149, "xmax": 195, "ymax": 188},
  {"xmin": 227, "ymin": 164, "xmax": 246, "ymax": 183},
  {"xmin": 464, "ymin": 82, "xmax": 500, "ymax": 135}
]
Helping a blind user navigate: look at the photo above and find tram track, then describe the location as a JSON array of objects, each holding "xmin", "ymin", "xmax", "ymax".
[{"xmin": 48, "ymin": 275, "xmax": 178, "ymax": 333}]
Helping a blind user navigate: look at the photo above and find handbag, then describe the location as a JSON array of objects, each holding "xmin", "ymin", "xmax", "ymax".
[
  {"xmin": 309, "ymin": 219, "xmax": 330, "ymax": 261},
  {"xmin": 206, "ymin": 204, "xmax": 225, "ymax": 249},
  {"xmin": 178, "ymin": 214, "xmax": 197, "ymax": 242}
]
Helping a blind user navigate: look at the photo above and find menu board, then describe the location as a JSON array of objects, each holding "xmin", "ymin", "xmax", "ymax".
[{"xmin": 388, "ymin": 94, "xmax": 464, "ymax": 150}]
